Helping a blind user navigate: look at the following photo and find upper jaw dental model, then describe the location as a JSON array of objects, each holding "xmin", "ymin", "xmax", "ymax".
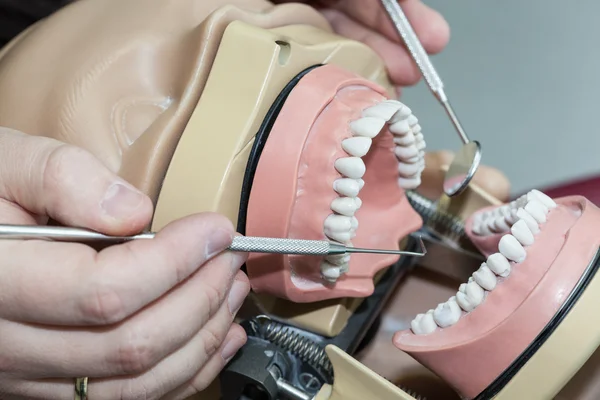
[{"xmin": 393, "ymin": 187, "xmax": 600, "ymax": 399}]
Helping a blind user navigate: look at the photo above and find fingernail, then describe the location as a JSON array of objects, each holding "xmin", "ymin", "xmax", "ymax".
[
  {"xmin": 101, "ymin": 182, "xmax": 145, "ymax": 220},
  {"xmin": 228, "ymin": 280, "xmax": 249, "ymax": 315},
  {"xmin": 206, "ymin": 228, "xmax": 233, "ymax": 258},
  {"xmin": 221, "ymin": 336, "xmax": 244, "ymax": 362}
]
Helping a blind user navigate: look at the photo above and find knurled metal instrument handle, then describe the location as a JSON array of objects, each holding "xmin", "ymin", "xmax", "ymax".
[
  {"xmin": 380, "ymin": 0, "xmax": 445, "ymax": 101},
  {"xmin": 229, "ymin": 236, "xmax": 330, "ymax": 256}
]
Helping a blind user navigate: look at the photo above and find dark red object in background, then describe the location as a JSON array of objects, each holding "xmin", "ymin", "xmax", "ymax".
[{"xmin": 516, "ymin": 174, "xmax": 600, "ymax": 207}]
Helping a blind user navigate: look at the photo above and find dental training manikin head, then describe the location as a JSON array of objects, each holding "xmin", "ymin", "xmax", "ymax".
[{"xmin": 2, "ymin": 1, "xmax": 600, "ymax": 399}]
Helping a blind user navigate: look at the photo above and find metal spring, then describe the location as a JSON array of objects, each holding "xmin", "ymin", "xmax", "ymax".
[
  {"xmin": 406, "ymin": 190, "xmax": 465, "ymax": 239},
  {"xmin": 260, "ymin": 319, "xmax": 333, "ymax": 375}
]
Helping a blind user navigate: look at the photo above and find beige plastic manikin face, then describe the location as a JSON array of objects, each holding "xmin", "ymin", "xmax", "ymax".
[{"xmin": 2, "ymin": 1, "xmax": 600, "ymax": 400}]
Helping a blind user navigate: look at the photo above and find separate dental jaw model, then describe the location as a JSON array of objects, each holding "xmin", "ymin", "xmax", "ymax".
[{"xmin": 321, "ymin": 99, "xmax": 426, "ymax": 282}]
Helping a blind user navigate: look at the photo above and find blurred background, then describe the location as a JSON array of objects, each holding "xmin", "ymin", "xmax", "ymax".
[{"xmin": 402, "ymin": 0, "xmax": 600, "ymax": 196}]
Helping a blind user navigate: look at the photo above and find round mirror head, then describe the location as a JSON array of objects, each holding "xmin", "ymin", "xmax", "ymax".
[{"xmin": 443, "ymin": 141, "xmax": 482, "ymax": 197}]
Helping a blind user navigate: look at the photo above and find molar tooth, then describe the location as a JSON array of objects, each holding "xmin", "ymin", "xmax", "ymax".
[
  {"xmin": 419, "ymin": 310, "xmax": 437, "ymax": 334},
  {"xmin": 333, "ymin": 178, "xmax": 360, "ymax": 197},
  {"xmin": 321, "ymin": 262, "xmax": 341, "ymax": 281},
  {"xmin": 331, "ymin": 197, "xmax": 360, "ymax": 216},
  {"xmin": 473, "ymin": 264, "xmax": 497, "ymax": 290},
  {"xmin": 524, "ymin": 200, "xmax": 548, "ymax": 223},
  {"xmin": 349, "ymin": 117, "xmax": 386, "ymax": 138},
  {"xmin": 398, "ymin": 176, "xmax": 421, "ymax": 190},
  {"xmin": 412, "ymin": 124, "xmax": 422, "ymax": 133},
  {"xmin": 407, "ymin": 114, "xmax": 418, "ymax": 127},
  {"xmin": 363, "ymin": 100, "xmax": 402, "ymax": 120},
  {"xmin": 341, "ymin": 137, "xmax": 372, "ymax": 157},
  {"xmin": 516, "ymin": 208, "xmax": 540, "ymax": 234},
  {"xmin": 511, "ymin": 195, "xmax": 528, "ymax": 209},
  {"xmin": 325, "ymin": 252, "xmax": 351, "ymax": 266},
  {"xmin": 390, "ymin": 104, "xmax": 412, "ymax": 123},
  {"xmin": 491, "ymin": 216, "xmax": 510, "ymax": 232},
  {"xmin": 505, "ymin": 209, "xmax": 519, "ymax": 225},
  {"xmin": 511, "ymin": 220, "xmax": 534, "ymax": 246},
  {"xmin": 393, "ymin": 133, "xmax": 416, "ymax": 146},
  {"xmin": 389, "ymin": 119, "xmax": 411, "ymax": 135},
  {"xmin": 350, "ymin": 216, "xmax": 359, "ymax": 230},
  {"xmin": 487, "ymin": 253, "xmax": 511, "ymax": 277},
  {"xmin": 398, "ymin": 162, "xmax": 422, "ymax": 178},
  {"xmin": 324, "ymin": 214, "xmax": 353, "ymax": 232},
  {"xmin": 395, "ymin": 145, "xmax": 419, "ymax": 160},
  {"xmin": 325, "ymin": 231, "xmax": 353, "ymax": 243},
  {"xmin": 415, "ymin": 138, "xmax": 426, "ymax": 151},
  {"xmin": 335, "ymin": 157, "xmax": 366, "ymax": 179},
  {"xmin": 499, "ymin": 234, "xmax": 526, "ymax": 263},
  {"xmin": 456, "ymin": 282, "xmax": 484, "ymax": 312},
  {"xmin": 529, "ymin": 189, "xmax": 557, "ymax": 209},
  {"xmin": 433, "ymin": 297, "xmax": 461, "ymax": 328}
]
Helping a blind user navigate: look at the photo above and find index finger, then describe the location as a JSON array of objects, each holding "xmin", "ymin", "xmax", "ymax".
[{"xmin": 0, "ymin": 213, "xmax": 235, "ymax": 326}]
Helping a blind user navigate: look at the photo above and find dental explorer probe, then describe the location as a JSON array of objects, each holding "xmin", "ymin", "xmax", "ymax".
[{"xmin": 0, "ymin": 224, "xmax": 427, "ymax": 257}]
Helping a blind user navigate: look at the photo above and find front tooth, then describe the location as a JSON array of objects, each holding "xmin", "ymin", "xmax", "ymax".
[
  {"xmin": 524, "ymin": 200, "xmax": 548, "ymax": 223},
  {"xmin": 433, "ymin": 297, "xmax": 462, "ymax": 328},
  {"xmin": 529, "ymin": 189, "xmax": 557, "ymax": 209},
  {"xmin": 407, "ymin": 114, "xmax": 418, "ymax": 127},
  {"xmin": 389, "ymin": 119, "xmax": 411, "ymax": 135},
  {"xmin": 335, "ymin": 157, "xmax": 366, "ymax": 179},
  {"xmin": 473, "ymin": 264, "xmax": 497, "ymax": 290},
  {"xmin": 349, "ymin": 117, "xmax": 386, "ymax": 138},
  {"xmin": 511, "ymin": 220, "xmax": 534, "ymax": 246},
  {"xmin": 324, "ymin": 214, "xmax": 352, "ymax": 231},
  {"xmin": 362, "ymin": 101, "xmax": 402, "ymax": 120},
  {"xmin": 398, "ymin": 162, "xmax": 421, "ymax": 178},
  {"xmin": 331, "ymin": 197, "xmax": 360, "ymax": 216},
  {"xmin": 354, "ymin": 197, "xmax": 362, "ymax": 209},
  {"xmin": 398, "ymin": 176, "xmax": 421, "ymax": 190},
  {"xmin": 499, "ymin": 235, "xmax": 526, "ymax": 263},
  {"xmin": 358, "ymin": 179, "xmax": 365, "ymax": 190},
  {"xmin": 456, "ymin": 281, "xmax": 484, "ymax": 312},
  {"xmin": 395, "ymin": 145, "xmax": 419, "ymax": 160},
  {"xmin": 393, "ymin": 133, "xmax": 416, "ymax": 146},
  {"xmin": 487, "ymin": 253, "xmax": 511, "ymax": 277},
  {"xmin": 341, "ymin": 137, "xmax": 372, "ymax": 157},
  {"xmin": 390, "ymin": 103, "xmax": 412, "ymax": 123},
  {"xmin": 516, "ymin": 208, "xmax": 540, "ymax": 234},
  {"xmin": 333, "ymin": 178, "xmax": 361, "ymax": 197}
]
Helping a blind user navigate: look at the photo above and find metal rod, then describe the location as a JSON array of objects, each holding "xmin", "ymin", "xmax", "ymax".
[{"xmin": 379, "ymin": 0, "xmax": 471, "ymax": 144}]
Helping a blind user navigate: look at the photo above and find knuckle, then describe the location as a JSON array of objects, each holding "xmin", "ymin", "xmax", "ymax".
[
  {"xmin": 42, "ymin": 144, "xmax": 85, "ymax": 188},
  {"xmin": 79, "ymin": 282, "xmax": 126, "ymax": 325},
  {"xmin": 114, "ymin": 330, "xmax": 158, "ymax": 376},
  {"xmin": 199, "ymin": 281, "xmax": 227, "ymax": 319},
  {"xmin": 200, "ymin": 325, "xmax": 225, "ymax": 359}
]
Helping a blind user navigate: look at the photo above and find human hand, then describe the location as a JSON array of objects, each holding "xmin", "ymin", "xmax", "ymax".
[
  {"xmin": 277, "ymin": 0, "xmax": 450, "ymax": 89},
  {"xmin": 0, "ymin": 128, "xmax": 250, "ymax": 399}
]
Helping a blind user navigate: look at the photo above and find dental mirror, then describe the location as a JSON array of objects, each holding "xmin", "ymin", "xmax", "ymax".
[{"xmin": 443, "ymin": 141, "xmax": 482, "ymax": 197}]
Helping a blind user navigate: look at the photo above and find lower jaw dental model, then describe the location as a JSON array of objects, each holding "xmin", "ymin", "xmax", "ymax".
[{"xmin": 5, "ymin": 3, "xmax": 600, "ymax": 398}]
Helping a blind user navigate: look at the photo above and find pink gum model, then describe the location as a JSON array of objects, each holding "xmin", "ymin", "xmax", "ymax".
[
  {"xmin": 245, "ymin": 65, "xmax": 421, "ymax": 303},
  {"xmin": 394, "ymin": 196, "xmax": 600, "ymax": 399}
]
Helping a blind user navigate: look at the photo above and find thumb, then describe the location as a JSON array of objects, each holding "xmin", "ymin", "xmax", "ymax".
[{"xmin": 0, "ymin": 128, "xmax": 153, "ymax": 235}]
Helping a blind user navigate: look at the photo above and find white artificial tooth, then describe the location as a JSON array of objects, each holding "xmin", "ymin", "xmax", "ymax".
[
  {"xmin": 395, "ymin": 145, "xmax": 419, "ymax": 160},
  {"xmin": 459, "ymin": 283, "xmax": 467, "ymax": 293},
  {"xmin": 389, "ymin": 119, "xmax": 411, "ymax": 135},
  {"xmin": 456, "ymin": 292, "xmax": 475, "ymax": 312},
  {"xmin": 524, "ymin": 200, "xmax": 548, "ymax": 224},
  {"xmin": 321, "ymin": 262, "xmax": 341, "ymax": 281},
  {"xmin": 433, "ymin": 297, "xmax": 462, "ymax": 328},
  {"xmin": 492, "ymin": 216, "xmax": 510, "ymax": 232},
  {"xmin": 516, "ymin": 208, "xmax": 540, "ymax": 234},
  {"xmin": 335, "ymin": 157, "xmax": 366, "ymax": 179},
  {"xmin": 472, "ymin": 222, "xmax": 483, "ymax": 235},
  {"xmin": 325, "ymin": 252, "xmax": 351, "ymax": 266},
  {"xmin": 341, "ymin": 136, "xmax": 372, "ymax": 157},
  {"xmin": 393, "ymin": 133, "xmax": 416, "ymax": 146},
  {"xmin": 478, "ymin": 222, "xmax": 494, "ymax": 236},
  {"xmin": 420, "ymin": 310, "xmax": 437, "ymax": 334},
  {"xmin": 416, "ymin": 139, "xmax": 426, "ymax": 151},
  {"xmin": 324, "ymin": 214, "xmax": 352, "ymax": 232},
  {"xmin": 349, "ymin": 117, "xmax": 386, "ymax": 138},
  {"xmin": 499, "ymin": 234, "xmax": 526, "ymax": 263},
  {"xmin": 354, "ymin": 197, "xmax": 362, "ymax": 209},
  {"xmin": 505, "ymin": 209, "xmax": 519, "ymax": 225},
  {"xmin": 407, "ymin": 114, "xmax": 418, "ymax": 127},
  {"xmin": 398, "ymin": 162, "xmax": 422, "ymax": 178},
  {"xmin": 473, "ymin": 264, "xmax": 497, "ymax": 290},
  {"xmin": 363, "ymin": 101, "xmax": 402, "ymax": 120},
  {"xmin": 497, "ymin": 205, "xmax": 511, "ymax": 218},
  {"xmin": 411, "ymin": 313, "xmax": 425, "ymax": 334},
  {"xmin": 325, "ymin": 231, "xmax": 353, "ymax": 243},
  {"xmin": 358, "ymin": 179, "xmax": 365, "ymax": 190},
  {"xmin": 466, "ymin": 281, "xmax": 485, "ymax": 303},
  {"xmin": 511, "ymin": 220, "xmax": 534, "ymax": 246},
  {"xmin": 390, "ymin": 104, "xmax": 412, "ymax": 123},
  {"xmin": 350, "ymin": 216, "xmax": 359, "ymax": 230},
  {"xmin": 487, "ymin": 253, "xmax": 511, "ymax": 277},
  {"xmin": 529, "ymin": 189, "xmax": 557, "ymax": 209},
  {"xmin": 331, "ymin": 197, "xmax": 360, "ymax": 216},
  {"xmin": 398, "ymin": 176, "xmax": 421, "ymax": 190},
  {"xmin": 333, "ymin": 178, "xmax": 361, "ymax": 197},
  {"xmin": 412, "ymin": 124, "xmax": 422, "ymax": 133}
]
